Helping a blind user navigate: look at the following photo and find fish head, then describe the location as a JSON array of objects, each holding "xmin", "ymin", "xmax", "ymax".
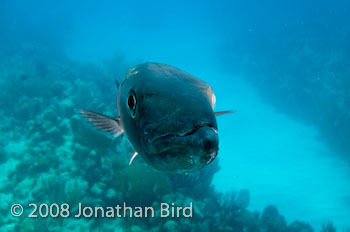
[{"xmin": 118, "ymin": 63, "xmax": 219, "ymax": 173}]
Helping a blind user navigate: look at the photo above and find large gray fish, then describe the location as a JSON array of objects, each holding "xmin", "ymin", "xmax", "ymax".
[{"xmin": 80, "ymin": 62, "xmax": 232, "ymax": 174}]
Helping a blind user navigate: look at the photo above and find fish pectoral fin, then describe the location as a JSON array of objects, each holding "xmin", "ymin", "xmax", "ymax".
[
  {"xmin": 129, "ymin": 151, "xmax": 139, "ymax": 166},
  {"xmin": 214, "ymin": 110, "xmax": 235, "ymax": 116},
  {"xmin": 79, "ymin": 109, "xmax": 124, "ymax": 138}
]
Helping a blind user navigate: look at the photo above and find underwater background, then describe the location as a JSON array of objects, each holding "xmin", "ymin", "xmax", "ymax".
[{"xmin": 0, "ymin": 0, "xmax": 349, "ymax": 231}]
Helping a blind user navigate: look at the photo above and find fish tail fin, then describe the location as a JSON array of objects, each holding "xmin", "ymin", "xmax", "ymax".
[{"xmin": 78, "ymin": 109, "xmax": 124, "ymax": 138}]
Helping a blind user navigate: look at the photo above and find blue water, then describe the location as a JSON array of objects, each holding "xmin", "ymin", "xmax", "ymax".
[
  {"xmin": 213, "ymin": 77, "xmax": 350, "ymax": 229},
  {"xmin": 1, "ymin": 0, "xmax": 349, "ymax": 231}
]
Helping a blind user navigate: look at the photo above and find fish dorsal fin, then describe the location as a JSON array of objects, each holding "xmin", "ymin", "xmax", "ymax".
[
  {"xmin": 79, "ymin": 109, "xmax": 124, "ymax": 138},
  {"xmin": 215, "ymin": 110, "xmax": 235, "ymax": 116}
]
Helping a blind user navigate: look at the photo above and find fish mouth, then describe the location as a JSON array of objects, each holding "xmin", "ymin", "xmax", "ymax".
[
  {"xmin": 141, "ymin": 122, "xmax": 219, "ymax": 173},
  {"xmin": 141, "ymin": 123, "xmax": 218, "ymax": 173},
  {"xmin": 151, "ymin": 123, "xmax": 217, "ymax": 144}
]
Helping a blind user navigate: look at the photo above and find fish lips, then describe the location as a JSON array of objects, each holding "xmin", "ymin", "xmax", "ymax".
[{"xmin": 142, "ymin": 124, "xmax": 219, "ymax": 173}]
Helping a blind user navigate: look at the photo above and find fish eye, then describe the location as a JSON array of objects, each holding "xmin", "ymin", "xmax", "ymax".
[{"xmin": 127, "ymin": 92, "xmax": 137, "ymax": 117}]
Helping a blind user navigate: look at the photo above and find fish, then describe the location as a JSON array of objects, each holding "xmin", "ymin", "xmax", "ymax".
[{"xmin": 79, "ymin": 62, "xmax": 233, "ymax": 174}]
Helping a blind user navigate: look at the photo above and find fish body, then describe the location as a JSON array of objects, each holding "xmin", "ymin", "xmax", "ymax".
[{"xmin": 80, "ymin": 62, "xmax": 232, "ymax": 174}]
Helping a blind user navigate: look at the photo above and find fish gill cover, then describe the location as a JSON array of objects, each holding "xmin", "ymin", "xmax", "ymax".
[{"xmin": 0, "ymin": 0, "xmax": 349, "ymax": 232}]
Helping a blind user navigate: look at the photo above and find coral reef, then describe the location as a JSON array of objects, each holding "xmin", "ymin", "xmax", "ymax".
[{"xmin": 113, "ymin": 163, "xmax": 173, "ymax": 206}]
